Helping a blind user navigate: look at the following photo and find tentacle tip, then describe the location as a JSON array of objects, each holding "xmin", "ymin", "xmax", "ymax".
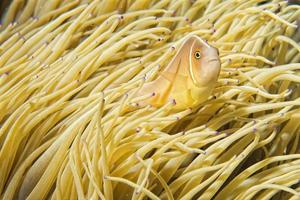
[
  {"xmin": 273, "ymin": 126, "xmax": 280, "ymax": 132},
  {"xmin": 240, "ymin": 154, "xmax": 246, "ymax": 158},
  {"xmin": 16, "ymin": 32, "xmax": 22, "ymax": 37},
  {"xmin": 136, "ymin": 127, "xmax": 141, "ymax": 132},
  {"xmin": 172, "ymin": 99, "xmax": 177, "ymax": 105},
  {"xmin": 31, "ymin": 16, "xmax": 39, "ymax": 21},
  {"xmin": 29, "ymin": 100, "xmax": 37, "ymax": 106}
]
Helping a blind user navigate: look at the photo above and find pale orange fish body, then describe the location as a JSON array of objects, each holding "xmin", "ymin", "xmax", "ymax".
[{"xmin": 137, "ymin": 35, "xmax": 221, "ymax": 110}]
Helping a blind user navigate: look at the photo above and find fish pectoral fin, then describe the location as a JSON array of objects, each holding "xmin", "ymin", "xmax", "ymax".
[
  {"xmin": 171, "ymin": 74, "xmax": 189, "ymax": 91},
  {"xmin": 171, "ymin": 88, "xmax": 194, "ymax": 106},
  {"xmin": 135, "ymin": 77, "xmax": 172, "ymax": 107}
]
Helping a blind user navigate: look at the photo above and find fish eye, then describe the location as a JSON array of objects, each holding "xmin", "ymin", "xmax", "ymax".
[{"xmin": 194, "ymin": 51, "xmax": 201, "ymax": 59}]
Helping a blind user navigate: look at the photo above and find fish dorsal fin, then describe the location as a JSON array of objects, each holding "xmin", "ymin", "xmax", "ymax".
[{"xmin": 159, "ymin": 59, "xmax": 182, "ymax": 83}]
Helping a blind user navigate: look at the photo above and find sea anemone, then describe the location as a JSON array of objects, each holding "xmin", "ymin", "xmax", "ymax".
[{"xmin": 0, "ymin": 0, "xmax": 300, "ymax": 199}]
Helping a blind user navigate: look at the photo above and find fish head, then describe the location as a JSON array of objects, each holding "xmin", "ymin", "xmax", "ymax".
[{"xmin": 187, "ymin": 35, "xmax": 221, "ymax": 87}]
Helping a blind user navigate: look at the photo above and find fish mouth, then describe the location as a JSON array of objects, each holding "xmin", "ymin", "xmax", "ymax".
[{"xmin": 208, "ymin": 58, "xmax": 220, "ymax": 63}]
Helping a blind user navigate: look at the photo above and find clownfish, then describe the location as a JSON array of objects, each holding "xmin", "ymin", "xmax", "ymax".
[{"xmin": 136, "ymin": 35, "xmax": 221, "ymax": 110}]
